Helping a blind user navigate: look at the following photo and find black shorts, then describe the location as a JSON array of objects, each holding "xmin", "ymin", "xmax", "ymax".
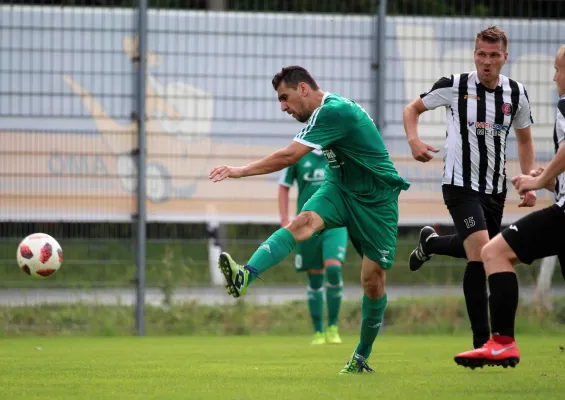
[
  {"xmin": 502, "ymin": 204, "xmax": 565, "ymax": 265},
  {"xmin": 442, "ymin": 184, "xmax": 506, "ymax": 241}
]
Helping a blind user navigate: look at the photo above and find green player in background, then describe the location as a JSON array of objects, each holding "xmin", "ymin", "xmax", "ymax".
[
  {"xmin": 278, "ymin": 151, "xmax": 348, "ymax": 345},
  {"xmin": 209, "ymin": 66, "xmax": 410, "ymax": 374}
]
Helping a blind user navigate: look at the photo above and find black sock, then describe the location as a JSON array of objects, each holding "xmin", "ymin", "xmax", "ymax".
[
  {"xmin": 426, "ymin": 235, "xmax": 467, "ymax": 259},
  {"xmin": 463, "ymin": 261, "xmax": 490, "ymax": 348},
  {"xmin": 488, "ymin": 272, "xmax": 519, "ymax": 339}
]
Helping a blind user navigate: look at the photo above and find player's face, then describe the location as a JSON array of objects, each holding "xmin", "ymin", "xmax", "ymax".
[
  {"xmin": 277, "ymin": 82, "xmax": 311, "ymax": 123},
  {"xmin": 474, "ymin": 40, "xmax": 508, "ymax": 84},
  {"xmin": 554, "ymin": 53, "xmax": 565, "ymax": 97}
]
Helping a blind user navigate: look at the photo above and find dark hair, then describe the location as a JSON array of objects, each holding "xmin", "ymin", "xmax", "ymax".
[
  {"xmin": 476, "ymin": 26, "xmax": 508, "ymax": 50},
  {"xmin": 272, "ymin": 66, "xmax": 319, "ymax": 91}
]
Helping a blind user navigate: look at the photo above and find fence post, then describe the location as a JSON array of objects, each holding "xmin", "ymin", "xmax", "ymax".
[
  {"xmin": 207, "ymin": 219, "xmax": 225, "ymax": 286},
  {"xmin": 375, "ymin": 0, "xmax": 387, "ymax": 131},
  {"xmin": 135, "ymin": 0, "xmax": 149, "ymax": 337},
  {"xmin": 534, "ymin": 256, "xmax": 557, "ymax": 311}
]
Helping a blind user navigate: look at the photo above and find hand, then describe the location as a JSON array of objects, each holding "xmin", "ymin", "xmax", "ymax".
[
  {"xmin": 529, "ymin": 167, "xmax": 545, "ymax": 178},
  {"xmin": 209, "ymin": 165, "xmax": 244, "ymax": 183},
  {"xmin": 512, "ymin": 174, "xmax": 541, "ymax": 196},
  {"xmin": 408, "ymin": 138, "xmax": 440, "ymax": 163},
  {"xmin": 518, "ymin": 190, "xmax": 536, "ymax": 207},
  {"xmin": 280, "ymin": 218, "xmax": 290, "ymax": 228}
]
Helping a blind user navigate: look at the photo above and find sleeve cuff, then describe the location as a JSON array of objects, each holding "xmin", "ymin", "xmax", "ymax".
[{"xmin": 293, "ymin": 137, "xmax": 322, "ymax": 150}]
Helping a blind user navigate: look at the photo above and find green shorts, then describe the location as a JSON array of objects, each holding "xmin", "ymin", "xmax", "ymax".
[
  {"xmin": 294, "ymin": 227, "xmax": 348, "ymax": 272},
  {"xmin": 302, "ymin": 181, "xmax": 399, "ymax": 269}
]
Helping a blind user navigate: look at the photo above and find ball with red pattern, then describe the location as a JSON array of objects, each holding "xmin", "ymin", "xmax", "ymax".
[{"xmin": 16, "ymin": 233, "xmax": 63, "ymax": 278}]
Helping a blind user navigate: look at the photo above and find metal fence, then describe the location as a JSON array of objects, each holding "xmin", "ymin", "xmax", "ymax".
[{"xmin": 1, "ymin": 0, "xmax": 563, "ymax": 335}]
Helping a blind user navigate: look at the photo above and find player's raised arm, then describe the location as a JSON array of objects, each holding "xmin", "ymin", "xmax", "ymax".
[{"xmin": 209, "ymin": 141, "xmax": 312, "ymax": 183}]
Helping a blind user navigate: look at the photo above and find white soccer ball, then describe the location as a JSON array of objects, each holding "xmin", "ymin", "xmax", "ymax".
[{"xmin": 16, "ymin": 233, "xmax": 63, "ymax": 278}]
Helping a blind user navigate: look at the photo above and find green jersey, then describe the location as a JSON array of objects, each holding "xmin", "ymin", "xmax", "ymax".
[
  {"xmin": 278, "ymin": 150, "xmax": 328, "ymax": 212},
  {"xmin": 294, "ymin": 93, "xmax": 410, "ymax": 203}
]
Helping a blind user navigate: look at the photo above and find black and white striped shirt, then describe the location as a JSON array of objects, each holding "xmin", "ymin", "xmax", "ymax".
[
  {"xmin": 554, "ymin": 96, "xmax": 565, "ymax": 207},
  {"xmin": 421, "ymin": 71, "xmax": 533, "ymax": 195}
]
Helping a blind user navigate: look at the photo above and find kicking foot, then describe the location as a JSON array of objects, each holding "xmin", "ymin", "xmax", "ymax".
[{"xmin": 218, "ymin": 252, "xmax": 259, "ymax": 298}]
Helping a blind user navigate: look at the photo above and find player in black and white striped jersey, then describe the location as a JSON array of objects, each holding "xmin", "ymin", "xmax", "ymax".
[
  {"xmin": 454, "ymin": 43, "xmax": 565, "ymax": 369},
  {"xmin": 403, "ymin": 26, "xmax": 537, "ymax": 350}
]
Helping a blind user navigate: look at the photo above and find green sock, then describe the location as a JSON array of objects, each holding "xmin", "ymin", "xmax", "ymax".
[
  {"xmin": 325, "ymin": 265, "xmax": 343, "ymax": 327},
  {"xmin": 355, "ymin": 293, "xmax": 387, "ymax": 359},
  {"xmin": 307, "ymin": 273, "xmax": 325, "ymax": 333},
  {"xmin": 247, "ymin": 228, "xmax": 296, "ymax": 284}
]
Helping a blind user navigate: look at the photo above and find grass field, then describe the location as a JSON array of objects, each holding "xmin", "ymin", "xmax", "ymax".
[{"xmin": 1, "ymin": 335, "xmax": 564, "ymax": 399}]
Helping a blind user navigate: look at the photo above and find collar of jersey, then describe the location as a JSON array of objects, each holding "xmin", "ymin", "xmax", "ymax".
[
  {"xmin": 474, "ymin": 72, "xmax": 502, "ymax": 93},
  {"xmin": 322, "ymin": 92, "xmax": 331, "ymax": 103}
]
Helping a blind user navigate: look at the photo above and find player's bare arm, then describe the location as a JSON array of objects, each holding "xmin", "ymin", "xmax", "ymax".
[
  {"xmin": 513, "ymin": 143, "xmax": 565, "ymax": 194},
  {"xmin": 514, "ymin": 126, "xmax": 537, "ymax": 207},
  {"xmin": 209, "ymin": 141, "xmax": 312, "ymax": 183},
  {"xmin": 403, "ymin": 97, "xmax": 440, "ymax": 162},
  {"xmin": 278, "ymin": 184, "xmax": 291, "ymax": 227}
]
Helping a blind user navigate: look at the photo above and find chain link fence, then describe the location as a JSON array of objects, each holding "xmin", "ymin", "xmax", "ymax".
[{"xmin": 1, "ymin": 1, "xmax": 563, "ymax": 317}]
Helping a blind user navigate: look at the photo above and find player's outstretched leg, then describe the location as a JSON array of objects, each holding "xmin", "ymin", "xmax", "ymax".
[
  {"xmin": 409, "ymin": 227, "xmax": 468, "ymax": 271},
  {"xmin": 409, "ymin": 226, "xmax": 438, "ymax": 271},
  {"xmin": 218, "ymin": 228, "xmax": 295, "ymax": 298},
  {"xmin": 218, "ymin": 216, "xmax": 315, "ymax": 298}
]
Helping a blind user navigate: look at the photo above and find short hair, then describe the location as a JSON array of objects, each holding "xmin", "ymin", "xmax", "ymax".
[
  {"xmin": 272, "ymin": 66, "xmax": 319, "ymax": 91},
  {"xmin": 558, "ymin": 44, "xmax": 565, "ymax": 62},
  {"xmin": 475, "ymin": 26, "xmax": 508, "ymax": 50}
]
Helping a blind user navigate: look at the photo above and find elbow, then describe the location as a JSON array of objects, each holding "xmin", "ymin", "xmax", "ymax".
[
  {"xmin": 403, "ymin": 103, "xmax": 421, "ymax": 123},
  {"xmin": 402, "ymin": 105, "xmax": 412, "ymax": 121}
]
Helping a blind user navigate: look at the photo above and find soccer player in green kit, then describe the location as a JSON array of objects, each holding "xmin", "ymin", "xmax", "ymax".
[
  {"xmin": 278, "ymin": 151, "xmax": 348, "ymax": 345},
  {"xmin": 209, "ymin": 66, "xmax": 410, "ymax": 374}
]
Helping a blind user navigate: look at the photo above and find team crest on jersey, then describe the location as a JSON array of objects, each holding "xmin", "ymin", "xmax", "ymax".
[{"xmin": 502, "ymin": 103, "xmax": 513, "ymax": 116}]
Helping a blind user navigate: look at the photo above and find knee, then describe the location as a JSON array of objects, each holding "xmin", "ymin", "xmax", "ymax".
[
  {"xmin": 287, "ymin": 211, "xmax": 317, "ymax": 241},
  {"xmin": 325, "ymin": 264, "xmax": 342, "ymax": 286},
  {"xmin": 480, "ymin": 241, "xmax": 498, "ymax": 264},
  {"xmin": 308, "ymin": 272, "xmax": 324, "ymax": 291},
  {"xmin": 361, "ymin": 270, "xmax": 386, "ymax": 299}
]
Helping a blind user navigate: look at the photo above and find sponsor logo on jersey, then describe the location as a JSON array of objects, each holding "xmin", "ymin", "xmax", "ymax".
[
  {"xmin": 468, "ymin": 121, "xmax": 509, "ymax": 137},
  {"xmin": 303, "ymin": 168, "xmax": 325, "ymax": 182}
]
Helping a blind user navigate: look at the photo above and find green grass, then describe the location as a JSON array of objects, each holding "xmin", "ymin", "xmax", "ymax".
[{"xmin": 0, "ymin": 335, "xmax": 564, "ymax": 399}]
